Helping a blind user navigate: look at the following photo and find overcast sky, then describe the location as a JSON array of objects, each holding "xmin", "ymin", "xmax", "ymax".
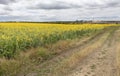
[{"xmin": 0, "ymin": 0, "xmax": 120, "ymax": 21}]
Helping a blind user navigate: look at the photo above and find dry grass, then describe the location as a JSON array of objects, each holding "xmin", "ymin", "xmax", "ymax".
[
  {"xmin": 116, "ymin": 44, "xmax": 120, "ymax": 76},
  {"xmin": 39, "ymin": 30, "xmax": 110, "ymax": 76},
  {"xmin": 116, "ymin": 30, "xmax": 120, "ymax": 76},
  {"xmin": 0, "ymin": 58, "xmax": 21, "ymax": 76},
  {"xmin": 0, "ymin": 38, "xmax": 86, "ymax": 76}
]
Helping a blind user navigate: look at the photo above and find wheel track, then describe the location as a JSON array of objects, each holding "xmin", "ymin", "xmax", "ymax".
[
  {"xmin": 23, "ymin": 26, "xmax": 117, "ymax": 76},
  {"xmin": 68, "ymin": 26, "xmax": 119, "ymax": 76}
]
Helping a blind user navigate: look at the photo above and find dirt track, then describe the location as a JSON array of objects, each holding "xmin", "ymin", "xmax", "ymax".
[
  {"xmin": 69, "ymin": 27, "xmax": 118, "ymax": 76},
  {"xmin": 25, "ymin": 26, "xmax": 120, "ymax": 76}
]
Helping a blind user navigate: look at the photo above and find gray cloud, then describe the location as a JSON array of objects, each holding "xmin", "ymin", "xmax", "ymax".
[
  {"xmin": 84, "ymin": 1, "xmax": 120, "ymax": 9},
  {"xmin": 27, "ymin": 0, "xmax": 120, "ymax": 10},
  {"xmin": 0, "ymin": 12, "xmax": 9, "ymax": 15},
  {"xmin": 0, "ymin": 15, "xmax": 58, "ymax": 21},
  {"xmin": 106, "ymin": 1, "xmax": 120, "ymax": 8},
  {"xmin": 0, "ymin": 0, "xmax": 16, "ymax": 5},
  {"xmin": 3, "ymin": 6, "xmax": 13, "ymax": 11},
  {"xmin": 28, "ymin": 1, "xmax": 80, "ymax": 10}
]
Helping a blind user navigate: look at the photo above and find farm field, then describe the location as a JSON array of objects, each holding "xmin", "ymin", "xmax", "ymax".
[
  {"xmin": 0, "ymin": 23, "xmax": 120, "ymax": 76},
  {"xmin": 0, "ymin": 23, "xmax": 112, "ymax": 58}
]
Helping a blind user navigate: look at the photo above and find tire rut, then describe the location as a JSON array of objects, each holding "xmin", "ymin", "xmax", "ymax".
[
  {"xmin": 68, "ymin": 26, "xmax": 119, "ymax": 76},
  {"xmin": 24, "ymin": 27, "xmax": 117, "ymax": 76}
]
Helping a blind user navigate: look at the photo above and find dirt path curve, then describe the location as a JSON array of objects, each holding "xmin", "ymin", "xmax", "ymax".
[
  {"xmin": 24, "ymin": 26, "xmax": 120, "ymax": 76},
  {"xmin": 68, "ymin": 27, "xmax": 119, "ymax": 76}
]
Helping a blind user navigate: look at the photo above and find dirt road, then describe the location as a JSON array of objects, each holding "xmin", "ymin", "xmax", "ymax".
[
  {"xmin": 25, "ymin": 26, "xmax": 120, "ymax": 76},
  {"xmin": 68, "ymin": 27, "xmax": 118, "ymax": 76}
]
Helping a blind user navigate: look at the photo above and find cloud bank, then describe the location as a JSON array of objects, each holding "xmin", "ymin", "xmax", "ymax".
[{"xmin": 0, "ymin": 0, "xmax": 120, "ymax": 21}]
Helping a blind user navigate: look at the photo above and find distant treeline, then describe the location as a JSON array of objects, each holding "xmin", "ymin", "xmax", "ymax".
[{"xmin": 0, "ymin": 20, "xmax": 120, "ymax": 24}]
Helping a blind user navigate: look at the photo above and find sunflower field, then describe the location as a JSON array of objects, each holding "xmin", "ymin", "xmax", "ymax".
[{"xmin": 0, "ymin": 23, "xmax": 115, "ymax": 58}]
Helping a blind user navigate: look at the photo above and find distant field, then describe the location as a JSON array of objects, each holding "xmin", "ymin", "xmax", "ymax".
[{"xmin": 0, "ymin": 23, "xmax": 115, "ymax": 58}]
